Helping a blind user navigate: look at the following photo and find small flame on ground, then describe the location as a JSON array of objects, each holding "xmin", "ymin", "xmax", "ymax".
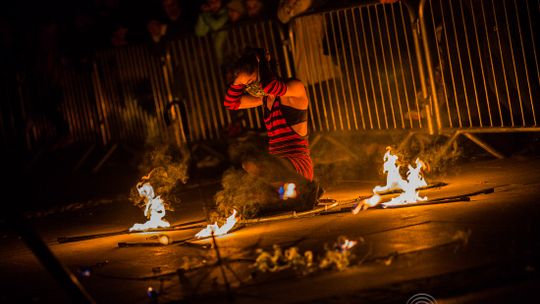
[
  {"xmin": 195, "ymin": 210, "xmax": 238, "ymax": 238},
  {"xmin": 130, "ymin": 183, "xmax": 170, "ymax": 231},
  {"xmin": 365, "ymin": 194, "xmax": 381, "ymax": 207},
  {"xmin": 279, "ymin": 183, "xmax": 297, "ymax": 200},
  {"xmin": 354, "ymin": 150, "xmax": 428, "ymax": 212}
]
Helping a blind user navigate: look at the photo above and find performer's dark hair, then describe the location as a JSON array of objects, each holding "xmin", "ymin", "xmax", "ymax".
[{"xmin": 232, "ymin": 47, "xmax": 278, "ymax": 86}]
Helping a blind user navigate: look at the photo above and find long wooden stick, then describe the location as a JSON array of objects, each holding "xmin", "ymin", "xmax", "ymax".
[{"xmin": 57, "ymin": 220, "xmax": 206, "ymax": 244}]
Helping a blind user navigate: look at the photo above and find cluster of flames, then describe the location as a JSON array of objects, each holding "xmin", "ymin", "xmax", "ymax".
[
  {"xmin": 354, "ymin": 150, "xmax": 427, "ymax": 213},
  {"xmin": 130, "ymin": 181, "xmax": 239, "ymax": 238},
  {"xmin": 130, "ymin": 149, "xmax": 425, "ymax": 235}
]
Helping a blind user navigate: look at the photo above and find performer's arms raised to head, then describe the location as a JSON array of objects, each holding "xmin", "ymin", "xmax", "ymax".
[{"xmin": 224, "ymin": 76, "xmax": 307, "ymax": 110}]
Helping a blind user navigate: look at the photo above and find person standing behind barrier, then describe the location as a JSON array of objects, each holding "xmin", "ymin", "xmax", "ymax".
[
  {"xmin": 195, "ymin": 0, "xmax": 229, "ymax": 64},
  {"xmin": 245, "ymin": 0, "xmax": 267, "ymax": 19},
  {"xmin": 146, "ymin": 0, "xmax": 192, "ymax": 45},
  {"xmin": 223, "ymin": 47, "xmax": 324, "ymax": 212},
  {"xmin": 227, "ymin": 0, "xmax": 246, "ymax": 24}
]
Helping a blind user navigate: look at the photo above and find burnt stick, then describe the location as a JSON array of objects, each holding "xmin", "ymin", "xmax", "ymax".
[{"xmin": 57, "ymin": 220, "xmax": 206, "ymax": 244}]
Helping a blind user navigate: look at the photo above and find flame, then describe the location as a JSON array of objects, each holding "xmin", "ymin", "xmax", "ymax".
[
  {"xmin": 354, "ymin": 150, "xmax": 428, "ymax": 212},
  {"xmin": 374, "ymin": 150, "xmax": 408, "ymax": 193},
  {"xmin": 195, "ymin": 210, "xmax": 238, "ymax": 238},
  {"xmin": 130, "ymin": 183, "xmax": 170, "ymax": 231},
  {"xmin": 279, "ymin": 183, "xmax": 297, "ymax": 200},
  {"xmin": 381, "ymin": 158, "xmax": 427, "ymax": 207}
]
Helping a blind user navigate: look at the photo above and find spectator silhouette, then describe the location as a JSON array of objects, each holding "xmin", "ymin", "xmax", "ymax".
[
  {"xmin": 227, "ymin": 0, "xmax": 246, "ymax": 24},
  {"xmin": 148, "ymin": 0, "xmax": 191, "ymax": 42},
  {"xmin": 195, "ymin": 0, "xmax": 229, "ymax": 64},
  {"xmin": 245, "ymin": 0, "xmax": 266, "ymax": 19}
]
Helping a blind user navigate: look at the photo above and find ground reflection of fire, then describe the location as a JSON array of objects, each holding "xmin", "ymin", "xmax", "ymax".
[
  {"xmin": 129, "ymin": 183, "xmax": 170, "ymax": 231},
  {"xmin": 354, "ymin": 149, "xmax": 428, "ymax": 213}
]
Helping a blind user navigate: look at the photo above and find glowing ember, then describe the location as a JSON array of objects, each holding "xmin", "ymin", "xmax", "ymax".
[
  {"xmin": 279, "ymin": 183, "xmax": 297, "ymax": 200},
  {"xmin": 339, "ymin": 239, "xmax": 357, "ymax": 250},
  {"xmin": 195, "ymin": 210, "xmax": 238, "ymax": 238},
  {"xmin": 130, "ymin": 183, "xmax": 170, "ymax": 231},
  {"xmin": 353, "ymin": 150, "xmax": 428, "ymax": 212}
]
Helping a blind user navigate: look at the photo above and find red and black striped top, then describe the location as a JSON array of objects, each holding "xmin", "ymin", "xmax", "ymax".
[{"xmin": 264, "ymin": 97, "xmax": 313, "ymax": 181}]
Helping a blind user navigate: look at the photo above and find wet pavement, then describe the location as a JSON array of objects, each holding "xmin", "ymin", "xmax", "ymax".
[{"xmin": 1, "ymin": 156, "xmax": 540, "ymax": 303}]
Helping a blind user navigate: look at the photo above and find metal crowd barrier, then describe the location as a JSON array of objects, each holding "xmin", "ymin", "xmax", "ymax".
[
  {"xmin": 92, "ymin": 46, "xmax": 172, "ymax": 146},
  {"xmin": 79, "ymin": 19, "xmax": 288, "ymax": 147},
  {"xmin": 7, "ymin": 0, "xmax": 539, "ymax": 154},
  {"xmin": 288, "ymin": 2, "xmax": 431, "ymax": 133},
  {"xmin": 419, "ymin": 0, "xmax": 540, "ymax": 132},
  {"xmin": 59, "ymin": 66, "xmax": 102, "ymax": 145}
]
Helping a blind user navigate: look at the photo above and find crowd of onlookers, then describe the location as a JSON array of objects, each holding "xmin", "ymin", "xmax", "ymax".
[
  {"xmin": 11, "ymin": 0, "xmax": 324, "ymax": 65},
  {"xmin": 2, "ymin": 0, "xmax": 400, "ymax": 79},
  {"xmin": 2, "ymin": 0, "xmax": 348, "ymax": 77},
  {"xmin": 65, "ymin": 0, "xmax": 277, "ymax": 62}
]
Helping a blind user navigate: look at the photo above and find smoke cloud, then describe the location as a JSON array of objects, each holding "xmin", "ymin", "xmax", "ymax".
[{"xmin": 129, "ymin": 141, "xmax": 190, "ymax": 213}]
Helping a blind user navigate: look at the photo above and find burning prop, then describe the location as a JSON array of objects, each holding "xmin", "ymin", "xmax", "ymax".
[
  {"xmin": 195, "ymin": 210, "xmax": 239, "ymax": 238},
  {"xmin": 354, "ymin": 149, "xmax": 428, "ymax": 212},
  {"xmin": 130, "ymin": 183, "xmax": 170, "ymax": 231},
  {"xmin": 129, "ymin": 144, "xmax": 189, "ymax": 231}
]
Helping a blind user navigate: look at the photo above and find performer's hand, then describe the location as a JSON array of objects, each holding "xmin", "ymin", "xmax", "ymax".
[{"xmin": 233, "ymin": 72, "xmax": 257, "ymax": 86}]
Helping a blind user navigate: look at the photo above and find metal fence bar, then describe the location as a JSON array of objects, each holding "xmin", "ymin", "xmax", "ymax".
[
  {"xmin": 328, "ymin": 11, "xmax": 347, "ymax": 130},
  {"xmin": 492, "ymin": 0, "xmax": 515, "ymax": 126},
  {"xmin": 479, "ymin": 0, "xmax": 504, "ymax": 125},
  {"xmin": 469, "ymin": 0, "xmax": 493, "ymax": 127},
  {"xmin": 392, "ymin": 5, "xmax": 412, "ymax": 128},
  {"xmin": 458, "ymin": 0, "xmax": 482, "ymax": 126},
  {"xmin": 345, "ymin": 9, "xmax": 367, "ymax": 130},
  {"xmin": 175, "ymin": 39, "xmax": 198, "ymax": 141},
  {"xmin": 383, "ymin": 6, "xmax": 405, "ymax": 129},
  {"xmin": 448, "ymin": 0, "xmax": 473, "ymax": 126},
  {"xmin": 376, "ymin": 5, "xmax": 398, "ymax": 129},
  {"xmin": 368, "ymin": 7, "xmax": 389, "ymax": 129},
  {"xmin": 502, "ymin": 0, "xmax": 525, "ymax": 125},
  {"xmin": 333, "ymin": 10, "xmax": 353, "ymax": 130},
  {"xmin": 322, "ymin": 13, "xmax": 339, "ymax": 131},
  {"xmin": 352, "ymin": 7, "xmax": 374, "ymax": 130},
  {"xmin": 516, "ymin": 0, "xmax": 537, "ymax": 125}
]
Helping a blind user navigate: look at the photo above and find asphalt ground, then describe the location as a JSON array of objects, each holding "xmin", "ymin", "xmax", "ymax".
[{"xmin": 1, "ymin": 153, "xmax": 540, "ymax": 303}]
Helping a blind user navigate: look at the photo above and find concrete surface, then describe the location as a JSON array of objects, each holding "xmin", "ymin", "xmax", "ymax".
[{"xmin": 1, "ymin": 156, "xmax": 540, "ymax": 303}]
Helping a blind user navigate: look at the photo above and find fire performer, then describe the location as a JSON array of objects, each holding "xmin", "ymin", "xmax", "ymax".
[{"xmin": 223, "ymin": 47, "xmax": 323, "ymax": 211}]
